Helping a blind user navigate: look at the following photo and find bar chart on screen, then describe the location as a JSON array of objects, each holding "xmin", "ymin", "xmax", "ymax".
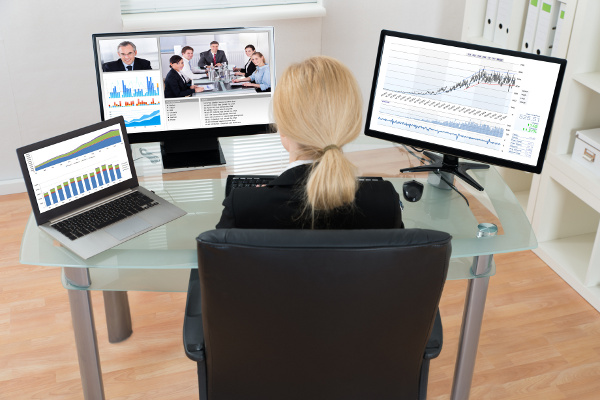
[
  {"xmin": 23, "ymin": 122, "xmax": 132, "ymax": 213},
  {"xmin": 103, "ymin": 70, "xmax": 164, "ymax": 129}
]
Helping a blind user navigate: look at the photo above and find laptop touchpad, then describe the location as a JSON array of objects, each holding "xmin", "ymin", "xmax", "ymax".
[{"xmin": 105, "ymin": 216, "xmax": 152, "ymax": 241}]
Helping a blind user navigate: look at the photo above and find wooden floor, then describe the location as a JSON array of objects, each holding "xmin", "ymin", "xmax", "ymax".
[{"xmin": 2, "ymin": 151, "xmax": 600, "ymax": 399}]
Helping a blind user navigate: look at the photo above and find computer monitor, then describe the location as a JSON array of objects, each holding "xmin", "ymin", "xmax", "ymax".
[
  {"xmin": 92, "ymin": 27, "xmax": 275, "ymax": 169},
  {"xmin": 365, "ymin": 30, "xmax": 566, "ymax": 190}
]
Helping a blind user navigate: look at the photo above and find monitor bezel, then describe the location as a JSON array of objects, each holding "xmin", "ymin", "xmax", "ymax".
[
  {"xmin": 364, "ymin": 29, "xmax": 567, "ymax": 174},
  {"xmin": 92, "ymin": 27, "xmax": 276, "ymax": 144}
]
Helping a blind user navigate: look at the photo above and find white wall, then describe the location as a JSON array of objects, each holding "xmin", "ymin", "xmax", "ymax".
[
  {"xmin": 0, "ymin": 0, "xmax": 123, "ymax": 193},
  {"xmin": 0, "ymin": 0, "xmax": 464, "ymax": 194}
]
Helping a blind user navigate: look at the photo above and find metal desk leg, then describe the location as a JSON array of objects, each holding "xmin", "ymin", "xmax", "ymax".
[
  {"xmin": 64, "ymin": 267, "xmax": 105, "ymax": 400},
  {"xmin": 451, "ymin": 253, "xmax": 493, "ymax": 400},
  {"xmin": 103, "ymin": 291, "xmax": 132, "ymax": 343}
]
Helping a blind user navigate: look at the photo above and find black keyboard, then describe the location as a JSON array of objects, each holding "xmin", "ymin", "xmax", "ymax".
[
  {"xmin": 52, "ymin": 191, "xmax": 158, "ymax": 241},
  {"xmin": 225, "ymin": 174, "xmax": 383, "ymax": 197}
]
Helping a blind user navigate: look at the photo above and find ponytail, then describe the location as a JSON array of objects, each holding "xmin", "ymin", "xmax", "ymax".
[{"xmin": 305, "ymin": 146, "xmax": 358, "ymax": 211}]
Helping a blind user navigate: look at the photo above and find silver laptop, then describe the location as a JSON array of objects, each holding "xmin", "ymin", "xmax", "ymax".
[{"xmin": 17, "ymin": 116, "xmax": 186, "ymax": 259}]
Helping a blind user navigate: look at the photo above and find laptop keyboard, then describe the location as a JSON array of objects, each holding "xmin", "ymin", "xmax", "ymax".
[
  {"xmin": 52, "ymin": 191, "xmax": 158, "ymax": 240},
  {"xmin": 225, "ymin": 175, "xmax": 384, "ymax": 197}
]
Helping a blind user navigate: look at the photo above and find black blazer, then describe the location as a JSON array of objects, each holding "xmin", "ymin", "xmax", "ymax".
[
  {"xmin": 164, "ymin": 69, "xmax": 194, "ymax": 98},
  {"xmin": 216, "ymin": 164, "xmax": 404, "ymax": 229},
  {"xmin": 240, "ymin": 58, "xmax": 257, "ymax": 77},
  {"xmin": 102, "ymin": 57, "xmax": 151, "ymax": 72},
  {"xmin": 197, "ymin": 50, "xmax": 228, "ymax": 67}
]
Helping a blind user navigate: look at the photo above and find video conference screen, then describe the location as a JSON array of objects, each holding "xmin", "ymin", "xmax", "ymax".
[
  {"xmin": 92, "ymin": 27, "xmax": 274, "ymax": 135},
  {"xmin": 367, "ymin": 31, "xmax": 566, "ymax": 172}
]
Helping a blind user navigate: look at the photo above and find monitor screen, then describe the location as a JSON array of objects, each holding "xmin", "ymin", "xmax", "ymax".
[
  {"xmin": 92, "ymin": 27, "xmax": 275, "ymax": 168},
  {"xmin": 365, "ymin": 30, "xmax": 566, "ymax": 175}
]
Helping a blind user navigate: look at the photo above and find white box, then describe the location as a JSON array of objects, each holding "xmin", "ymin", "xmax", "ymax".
[{"xmin": 572, "ymin": 128, "xmax": 600, "ymax": 176}]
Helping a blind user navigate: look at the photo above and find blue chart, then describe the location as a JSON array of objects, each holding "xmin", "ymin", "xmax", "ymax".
[
  {"xmin": 108, "ymin": 108, "xmax": 161, "ymax": 128},
  {"xmin": 108, "ymin": 76, "xmax": 160, "ymax": 99},
  {"xmin": 104, "ymin": 72, "xmax": 163, "ymax": 129},
  {"xmin": 377, "ymin": 116, "xmax": 502, "ymax": 151},
  {"xmin": 126, "ymin": 110, "xmax": 161, "ymax": 127},
  {"xmin": 379, "ymin": 104, "xmax": 504, "ymax": 138},
  {"xmin": 35, "ymin": 129, "xmax": 121, "ymax": 171},
  {"xmin": 42, "ymin": 163, "xmax": 124, "ymax": 207}
]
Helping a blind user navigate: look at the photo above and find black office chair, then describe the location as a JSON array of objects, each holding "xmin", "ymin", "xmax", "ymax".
[{"xmin": 184, "ymin": 228, "xmax": 452, "ymax": 400}]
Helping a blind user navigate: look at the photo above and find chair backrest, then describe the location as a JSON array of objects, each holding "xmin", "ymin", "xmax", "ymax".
[{"xmin": 196, "ymin": 228, "xmax": 452, "ymax": 400}]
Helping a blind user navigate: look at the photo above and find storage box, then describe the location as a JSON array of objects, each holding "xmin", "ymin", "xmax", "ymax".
[{"xmin": 572, "ymin": 128, "xmax": 600, "ymax": 176}]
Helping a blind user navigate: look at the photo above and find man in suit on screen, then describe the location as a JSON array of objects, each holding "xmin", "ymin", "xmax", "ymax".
[
  {"xmin": 102, "ymin": 41, "xmax": 152, "ymax": 72},
  {"xmin": 197, "ymin": 41, "xmax": 228, "ymax": 68}
]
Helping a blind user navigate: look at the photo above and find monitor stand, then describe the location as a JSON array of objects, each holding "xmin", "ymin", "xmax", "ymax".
[
  {"xmin": 401, "ymin": 152, "xmax": 489, "ymax": 191},
  {"xmin": 160, "ymin": 137, "xmax": 225, "ymax": 169}
]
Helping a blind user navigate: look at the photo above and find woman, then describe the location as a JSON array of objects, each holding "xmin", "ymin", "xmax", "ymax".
[
  {"xmin": 217, "ymin": 56, "xmax": 403, "ymax": 229},
  {"xmin": 187, "ymin": 58, "xmax": 404, "ymax": 376},
  {"xmin": 164, "ymin": 55, "xmax": 204, "ymax": 98},
  {"xmin": 232, "ymin": 52, "xmax": 271, "ymax": 92},
  {"xmin": 233, "ymin": 44, "xmax": 257, "ymax": 77}
]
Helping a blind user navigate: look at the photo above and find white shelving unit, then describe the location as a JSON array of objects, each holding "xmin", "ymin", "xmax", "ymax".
[
  {"xmin": 461, "ymin": 0, "xmax": 577, "ymax": 216},
  {"xmin": 463, "ymin": 0, "xmax": 600, "ymax": 312},
  {"xmin": 529, "ymin": 0, "xmax": 600, "ymax": 311}
]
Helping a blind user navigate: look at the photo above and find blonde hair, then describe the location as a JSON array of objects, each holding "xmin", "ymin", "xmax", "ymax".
[{"xmin": 273, "ymin": 56, "xmax": 362, "ymax": 214}]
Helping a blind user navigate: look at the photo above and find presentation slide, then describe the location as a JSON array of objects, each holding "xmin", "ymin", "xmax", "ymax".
[{"xmin": 23, "ymin": 123, "xmax": 132, "ymax": 214}]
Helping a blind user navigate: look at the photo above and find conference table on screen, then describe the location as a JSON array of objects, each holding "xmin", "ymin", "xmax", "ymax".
[
  {"xmin": 19, "ymin": 141, "xmax": 537, "ymax": 400},
  {"xmin": 191, "ymin": 69, "xmax": 258, "ymax": 97}
]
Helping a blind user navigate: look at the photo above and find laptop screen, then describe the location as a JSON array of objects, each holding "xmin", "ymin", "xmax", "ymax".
[{"xmin": 17, "ymin": 117, "xmax": 138, "ymax": 224}]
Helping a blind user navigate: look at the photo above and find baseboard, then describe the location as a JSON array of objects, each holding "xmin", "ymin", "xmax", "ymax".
[{"xmin": 0, "ymin": 178, "xmax": 26, "ymax": 195}]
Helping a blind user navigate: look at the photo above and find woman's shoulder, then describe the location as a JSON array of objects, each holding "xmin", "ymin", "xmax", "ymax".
[{"xmin": 355, "ymin": 179, "xmax": 400, "ymax": 202}]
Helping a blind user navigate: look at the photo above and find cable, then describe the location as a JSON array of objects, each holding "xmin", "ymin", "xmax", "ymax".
[{"xmin": 402, "ymin": 145, "xmax": 430, "ymax": 166}]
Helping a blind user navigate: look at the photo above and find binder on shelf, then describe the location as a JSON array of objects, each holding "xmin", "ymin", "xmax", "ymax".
[
  {"xmin": 533, "ymin": 0, "xmax": 560, "ymax": 56},
  {"xmin": 493, "ymin": 0, "xmax": 514, "ymax": 47},
  {"xmin": 550, "ymin": 1, "xmax": 567, "ymax": 57},
  {"xmin": 484, "ymin": 0, "xmax": 500, "ymax": 41},
  {"xmin": 521, "ymin": 0, "xmax": 541, "ymax": 53}
]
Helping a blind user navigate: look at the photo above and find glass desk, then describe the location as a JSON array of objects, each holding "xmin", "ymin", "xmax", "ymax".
[{"xmin": 20, "ymin": 166, "xmax": 536, "ymax": 400}]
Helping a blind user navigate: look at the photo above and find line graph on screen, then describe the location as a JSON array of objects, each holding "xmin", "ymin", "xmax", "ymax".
[{"xmin": 382, "ymin": 44, "xmax": 518, "ymax": 115}]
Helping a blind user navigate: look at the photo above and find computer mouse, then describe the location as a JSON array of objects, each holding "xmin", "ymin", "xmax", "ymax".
[{"xmin": 402, "ymin": 180, "xmax": 424, "ymax": 202}]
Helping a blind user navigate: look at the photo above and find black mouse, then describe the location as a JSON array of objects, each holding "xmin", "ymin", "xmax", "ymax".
[{"xmin": 402, "ymin": 180, "xmax": 424, "ymax": 202}]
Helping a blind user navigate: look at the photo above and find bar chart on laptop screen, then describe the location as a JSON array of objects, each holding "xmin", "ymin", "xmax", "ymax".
[
  {"xmin": 369, "ymin": 35, "xmax": 561, "ymax": 166},
  {"xmin": 23, "ymin": 123, "xmax": 133, "ymax": 214}
]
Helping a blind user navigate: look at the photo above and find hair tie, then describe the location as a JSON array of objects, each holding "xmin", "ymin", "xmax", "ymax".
[{"xmin": 322, "ymin": 144, "xmax": 340, "ymax": 154}]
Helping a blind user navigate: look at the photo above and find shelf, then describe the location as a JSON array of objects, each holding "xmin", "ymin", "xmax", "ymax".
[
  {"xmin": 572, "ymin": 72, "xmax": 600, "ymax": 95},
  {"xmin": 535, "ymin": 232, "xmax": 595, "ymax": 283},
  {"xmin": 546, "ymin": 154, "xmax": 600, "ymax": 208}
]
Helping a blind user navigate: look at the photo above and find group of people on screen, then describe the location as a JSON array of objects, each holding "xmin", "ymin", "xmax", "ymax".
[{"xmin": 102, "ymin": 40, "xmax": 271, "ymax": 98}]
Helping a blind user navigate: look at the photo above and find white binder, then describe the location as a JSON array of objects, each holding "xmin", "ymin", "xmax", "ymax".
[
  {"xmin": 493, "ymin": 0, "xmax": 514, "ymax": 47},
  {"xmin": 521, "ymin": 0, "xmax": 541, "ymax": 53},
  {"xmin": 550, "ymin": 1, "xmax": 567, "ymax": 57},
  {"xmin": 533, "ymin": 0, "xmax": 560, "ymax": 56},
  {"xmin": 484, "ymin": 0, "xmax": 500, "ymax": 41}
]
